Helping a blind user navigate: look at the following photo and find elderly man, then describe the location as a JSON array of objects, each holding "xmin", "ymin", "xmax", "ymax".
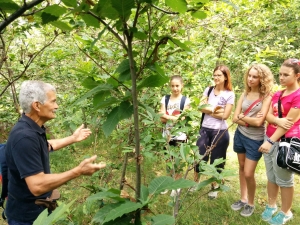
[{"xmin": 5, "ymin": 80, "xmax": 106, "ymax": 224}]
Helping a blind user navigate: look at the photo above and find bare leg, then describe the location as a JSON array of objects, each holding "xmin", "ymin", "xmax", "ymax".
[
  {"xmin": 244, "ymin": 158, "xmax": 259, "ymax": 206},
  {"xmin": 280, "ymin": 186, "xmax": 293, "ymax": 214},
  {"xmin": 237, "ymin": 153, "xmax": 248, "ymax": 202},
  {"xmin": 267, "ymin": 181, "xmax": 279, "ymax": 207}
]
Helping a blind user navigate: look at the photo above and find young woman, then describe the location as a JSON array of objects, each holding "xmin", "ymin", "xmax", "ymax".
[
  {"xmin": 231, "ymin": 64, "xmax": 273, "ymax": 217},
  {"xmin": 194, "ymin": 65, "xmax": 235, "ymax": 198},
  {"xmin": 258, "ymin": 59, "xmax": 300, "ymax": 225},
  {"xmin": 159, "ymin": 75, "xmax": 190, "ymax": 196}
]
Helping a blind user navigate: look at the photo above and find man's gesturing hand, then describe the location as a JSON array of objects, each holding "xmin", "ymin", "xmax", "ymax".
[{"xmin": 77, "ymin": 155, "xmax": 106, "ymax": 176}]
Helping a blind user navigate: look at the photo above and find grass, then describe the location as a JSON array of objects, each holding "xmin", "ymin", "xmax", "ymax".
[{"xmin": 1, "ymin": 132, "xmax": 300, "ymax": 225}]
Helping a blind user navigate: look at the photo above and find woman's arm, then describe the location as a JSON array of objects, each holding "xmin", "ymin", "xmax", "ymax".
[
  {"xmin": 159, "ymin": 103, "xmax": 179, "ymax": 123},
  {"xmin": 239, "ymin": 95, "xmax": 272, "ymax": 127},
  {"xmin": 232, "ymin": 93, "xmax": 248, "ymax": 126},
  {"xmin": 259, "ymin": 107, "xmax": 300, "ymax": 153}
]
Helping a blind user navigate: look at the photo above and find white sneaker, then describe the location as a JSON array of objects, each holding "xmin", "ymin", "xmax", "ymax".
[
  {"xmin": 170, "ymin": 189, "xmax": 180, "ymax": 197},
  {"xmin": 160, "ymin": 189, "xmax": 168, "ymax": 195},
  {"xmin": 208, "ymin": 191, "xmax": 218, "ymax": 199}
]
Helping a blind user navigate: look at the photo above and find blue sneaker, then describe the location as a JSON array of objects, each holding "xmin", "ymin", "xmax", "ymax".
[
  {"xmin": 261, "ymin": 205, "xmax": 277, "ymax": 221},
  {"xmin": 269, "ymin": 211, "xmax": 293, "ymax": 225}
]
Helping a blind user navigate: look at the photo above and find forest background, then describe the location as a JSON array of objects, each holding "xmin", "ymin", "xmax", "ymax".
[{"xmin": 0, "ymin": 0, "xmax": 300, "ymax": 224}]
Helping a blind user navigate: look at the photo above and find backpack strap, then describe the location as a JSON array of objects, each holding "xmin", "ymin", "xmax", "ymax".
[
  {"xmin": 200, "ymin": 86, "xmax": 214, "ymax": 127},
  {"xmin": 164, "ymin": 95, "xmax": 170, "ymax": 113},
  {"xmin": 180, "ymin": 96, "xmax": 186, "ymax": 111}
]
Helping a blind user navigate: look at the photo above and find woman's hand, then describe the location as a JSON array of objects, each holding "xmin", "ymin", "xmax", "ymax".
[
  {"xmin": 276, "ymin": 118, "xmax": 294, "ymax": 129},
  {"xmin": 258, "ymin": 141, "xmax": 272, "ymax": 154}
]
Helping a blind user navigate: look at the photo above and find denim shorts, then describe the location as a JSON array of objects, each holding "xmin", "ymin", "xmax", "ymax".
[{"xmin": 233, "ymin": 129, "xmax": 263, "ymax": 161}]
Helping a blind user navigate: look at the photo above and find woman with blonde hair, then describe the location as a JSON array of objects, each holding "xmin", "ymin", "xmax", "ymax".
[{"xmin": 231, "ymin": 64, "xmax": 273, "ymax": 217}]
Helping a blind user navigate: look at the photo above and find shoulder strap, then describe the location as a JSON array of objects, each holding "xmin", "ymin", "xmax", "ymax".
[
  {"xmin": 243, "ymin": 98, "xmax": 262, "ymax": 116},
  {"xmin": 207, "ymin": 86, "xmax": 214, "ymax": 98},
  {"xmin": 200, "ymin": 86, "xmax": 214, "ymax": 127},
  {"xmin": 180, "ymin": 96, "xmax": 186, "ymax": 111},
  {"xmin": 278, "ymin": 91, "xmax": 285, "ymax": 139},
  {"xmin": 165, "ymin": 95, "xmax": 170, "ymax": 112}
]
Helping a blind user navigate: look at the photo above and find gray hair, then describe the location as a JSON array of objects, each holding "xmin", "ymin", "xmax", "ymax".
[{"xmin": 19, "ymin": 80, "xmax": 56, "ymax": 113}]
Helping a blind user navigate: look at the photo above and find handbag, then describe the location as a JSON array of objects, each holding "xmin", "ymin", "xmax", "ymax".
[{"xmin": 276, "ymin": 91, "xmax": 300, "ymax": 174}]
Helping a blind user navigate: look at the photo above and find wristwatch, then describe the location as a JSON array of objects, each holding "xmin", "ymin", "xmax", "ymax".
[{"xmin": 266, "ymin": 138, "xmax": 275, "ymax": 145}]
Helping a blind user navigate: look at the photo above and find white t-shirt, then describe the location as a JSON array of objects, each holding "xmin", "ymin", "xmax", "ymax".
[
  {"xmin": 160, "ymin": 95, "xmax": 191, "ymax": 140},
  {"xmin": 201, "ymin": 87, "xmax": 235, "ymax": 130}
]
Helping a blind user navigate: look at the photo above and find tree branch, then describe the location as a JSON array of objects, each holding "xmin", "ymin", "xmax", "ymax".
[{"xmin": 0, "ymin": 0, "xmax": 45, "ymax": 33}]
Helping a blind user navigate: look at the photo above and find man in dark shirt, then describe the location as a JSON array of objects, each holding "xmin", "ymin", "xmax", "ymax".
[{"xmin": 5, "ymin": 80, "xmax": 106, "ymax": 224}]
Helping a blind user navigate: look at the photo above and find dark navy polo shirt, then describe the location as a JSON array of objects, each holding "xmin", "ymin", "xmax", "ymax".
[{"xmin": 5, "ymin": 114, "xmax": 52, "ymax": 223}]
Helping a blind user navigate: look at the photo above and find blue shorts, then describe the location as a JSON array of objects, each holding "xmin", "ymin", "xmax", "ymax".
[{"xmin": 233, "ymin": 129, "xmax": 263, "ymax": 161}]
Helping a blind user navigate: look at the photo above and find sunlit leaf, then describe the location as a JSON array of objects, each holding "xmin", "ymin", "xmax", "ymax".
[{"xmin": 165, "ymin": 0, "xmax": 187, "ymax": 13}]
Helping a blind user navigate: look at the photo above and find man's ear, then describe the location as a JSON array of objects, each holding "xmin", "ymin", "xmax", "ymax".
[{"xmin": 32, "ymin": 101, "xmax": 40, "ymax": 111}]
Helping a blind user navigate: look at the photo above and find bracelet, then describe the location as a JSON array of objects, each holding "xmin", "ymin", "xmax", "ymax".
[
  {"xmin": 245, "ymin": 123, "xmax": 249, "ymax": 127},
  {"xmin": 266, "ymin": 138, "xmax": 275, "ymax": 145}
]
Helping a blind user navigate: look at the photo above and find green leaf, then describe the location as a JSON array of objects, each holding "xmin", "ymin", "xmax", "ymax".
[
  {"xmin": 148, "ymin": 176, "xmax": 173, "ymax": 194},
  {"xmin": 94, "ymin": 0, "xmax": 119, "ymax": 20},
  {"xmin": 62, "ymin": 0, "xmax": 77, "ymax": 8},
  {"xmin": 138, "ymin": 75, "xmax": 169, "ymax": 89},
  {"xmin": 49, "ymin": 21, "xmax": 72, "ymax": 31},
  {"xmin": 43, "ymin": 4, "xmax": 67, "ymax": 17},
  {"xmin": 165, "ymin": 0, "xmax": 187, "ymax": 14},
  {"xmin": 134, "ymin": 31, "xmax": 148, "ymax": 40},
  {"xmin": 115, "ymin": 59, "xmax": 132, "ymax": 81},
  {"xmin": 33, "ymin": 209, "xmax": 48, "ymax": 225},
  {"xmin": 93, "ymin": 203, "xmax": 122, "ymax": 224},
  {"xmin": 102, "ymin": 107, "xmax": 120, "ymax": 136},
  {"xmin": 87, "ymin": 189, "xmax": 125, "ymax": 202},
  {"xmin": 82, "ymin": 77, "xmax": 101, "ymax": 89},
  {"xmin": 191, "ymin": 10, "xmax": 207, "ymax": 19},
  {"xmin": 0, "ymin": 0, "xmax": 20, "ymax": 11},
  {"xmin": 192, "ymin": 177, "xmax": 215, "ymax": 191},
  {"xmin": 151, "ymin": 214, "xmax": 175, "ymax": 225},
  {"xmin": 94, "ymin": 97, "xmax": 119, "ymax": 109},
  {"xmin": 81, "ymin": 14, "xmax": 100, "ymax": 28},
  {"xmin": 103, "ymin": 201, "xmax": 143, "ymax": 223},
  {"xmin": 169, "ymin": 38, "xmax": 192, "ymax": 52},
  {"xmin": 93, "ymin": 91, "xmax": 110, "ymax": 105},
  {"xmin": 111, "ymin": 0, "xmax": 135, "ymax": 20},
  {"xmin": 73, "ymin": 84, "xmax": 113, "ymax": 105},
  {"xmin": 139, "ymin": 185, "xmax": 149, "ymax": 203},
  {"xmin": 118, "ymin": 101, "xmax": 133, "ymax": 120}
]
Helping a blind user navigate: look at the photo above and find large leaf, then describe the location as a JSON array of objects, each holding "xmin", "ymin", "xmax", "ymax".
[
  {"xmin": 41, "ymin": 5, "xmax": 67, "ymax": 24},
  {"xmin": 118, "ymin": 101, "xmax": 133, "ymax": 120},
  {"xmin": 116, "ymin": 59, "xmax": 132, "ymax": 81},
  {"xmin": 49, "ymin": 21, "xmax": 72, "ymax": 31},
  {"xmin": 94, "ymin": 0, "xmax": 119, "ymax": 20},
  {"xmin": 191, "ymin": 10, "xmax": 207, "ymax": 19},
  {"xmin": 93, "ymin": 203, "xmax": 123, "ymax": 224},
  {"xmin": 151, "ymin": 214, "xmax": 175, "ymax": 225},
  {"xmin": 138, "ymin": 75, "xmax": 169, "ymax": 89},
  {"xmin": 0, "ymin": 0, "xmax": 20, "ymax": 11},
  {"xmin": 81, "ymin": 14, "xmax": 100, "ymax": 28},
  {"xmin": 94, "ymin": 97, "xmax": 119, "ymax": 109},
  {"xmin": 102, "ymin": 107, "xmax": 120, "ymax": 136},
  {"xmin": 82, "ymin": 77, "xmax": 101, "ymax": 89},
  {"xmin": 139, "ymin": 185, "xmax": 149, "ymax": 204},
  {"xmin": 103, "ymin": 201, "xmax": 143, "ymax": 223},
  {"xmin": 62, "ymin": 0, "xmax": 77, "ymax": 8},
  {"xmin": 73, "ymin": 84, "xmax": 113, "ymax": 105},
  {"xmin": 169, "ymin": 38, "xmax": 192, "ymax": 52},
  {"xmin": 87, "ymin": 189, "xmax": 125, "ymax": 202},
  {"xmin": 148, "ymin": 176, "xmax": 173, "ymax": 194},
  {"xmin": 111, "ymin": 0, "xmax": 135, "ymax": 20},
  {"xmin": 165, "ymin": 0, "xmax": 187, "ymax": 14}
]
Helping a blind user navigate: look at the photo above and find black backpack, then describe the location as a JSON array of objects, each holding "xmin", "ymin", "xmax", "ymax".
[{"xmin": 165, "ymin": 95, "xmax": 187, "ymax": 113}]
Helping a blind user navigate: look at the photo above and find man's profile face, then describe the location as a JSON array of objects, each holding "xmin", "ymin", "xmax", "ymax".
[{"xmin": 38, "ymin": 91, "xmax": 59, "ymax": 122}]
